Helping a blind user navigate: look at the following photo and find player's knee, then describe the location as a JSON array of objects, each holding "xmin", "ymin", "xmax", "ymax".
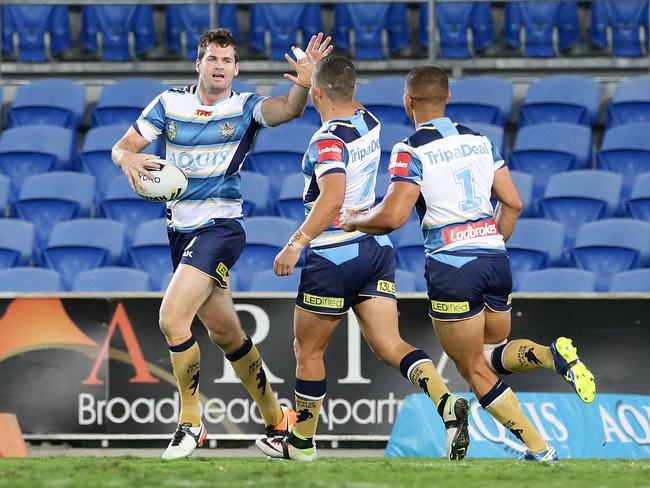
[
  {"xmin": 293, "ymin": 336, "xmax": 324, "ymax": 365},
  {"xmin": 158, "ymin": 307, "xmax": 189, "ymax": 340}
]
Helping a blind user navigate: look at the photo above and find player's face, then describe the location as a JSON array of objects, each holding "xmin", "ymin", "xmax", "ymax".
[{"xmin": 196, "ymin": 43, "xmax": 239, "ymax": 94}]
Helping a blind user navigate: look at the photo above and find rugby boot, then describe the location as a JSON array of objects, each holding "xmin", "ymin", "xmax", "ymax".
[
  {"xmin": 256, "ymin": 433, "xmax": 317, "ymax": 462},
  {"xmin": 263, "ymin": 405, "xmax": 297, "ymax": 437},
  {"xmin": 518, "ymin": 445, "xmax": 558, "ymax": 462},
  {"xmin": 161, "ymin": 422, "xmax": 207, "ymax": 460},
  {"xmin": 551, "ymin": 337, "xmax": 596, "ymax": 403},
  {"xmin": 442, "ymin": 395, "xmax": 471, "ymax": 460}
]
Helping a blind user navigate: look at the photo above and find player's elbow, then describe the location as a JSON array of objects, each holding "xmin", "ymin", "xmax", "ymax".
[{"xmin": 384, "ymin": 211, "xmax": 410, "ymax": 232}]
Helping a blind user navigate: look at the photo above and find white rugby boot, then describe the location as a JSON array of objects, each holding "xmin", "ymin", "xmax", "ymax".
[{"xmin": 161, "ymin": 422, "xmax": 207, "ymax": 460}]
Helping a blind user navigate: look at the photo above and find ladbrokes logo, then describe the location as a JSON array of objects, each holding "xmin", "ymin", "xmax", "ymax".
[
  {"xmin": 315, "ymin": 140, "xmax": 344, "ymax": 163},
  {"xmin": 443, "ymin": 218, "xmax": 498, "ymax": 244},
  {"xmin": 388, "ymin": 152, "xmax": 412, "ymax": 177}
]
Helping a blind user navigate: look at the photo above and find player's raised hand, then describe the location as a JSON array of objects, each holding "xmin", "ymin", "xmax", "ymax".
[
  {"xmin": 306, "ymin": 32, "xmax": 333, "ymax": 65},
  {"xmin": 273, "ymin": 245, "xmax": 301, "ymax": 276},
  {"xmin": 339, "ymin": 209, "xmax": 359, "ymax": 232},
  {"xmin": 119, "ymin": 153, "xmax": 162, "ymax": 192}
]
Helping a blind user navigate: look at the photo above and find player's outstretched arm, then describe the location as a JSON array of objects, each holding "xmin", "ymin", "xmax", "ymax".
[
  {"xmin": 492, "ymin": 166, "xmax": 523, "ymax": 241},
  {"xmin": 340, "ymin": 181, "xmax": 420, "ymax": 235},
  {"xmin": 112, "ymin": 127, "xmax": 161, "ymax": 192}
]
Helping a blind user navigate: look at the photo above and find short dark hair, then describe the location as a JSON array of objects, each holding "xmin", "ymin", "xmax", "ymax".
[
  {"xmin": 405, "ymin": 66, "xmax": 449, "ymax": 105},
  {"xmin": 197, "ymin": 28, "xmax": 239, "ymax": 62},
  {"xmin": 313, "ymin": 55, "xmax": 356, "ymax": 102}
]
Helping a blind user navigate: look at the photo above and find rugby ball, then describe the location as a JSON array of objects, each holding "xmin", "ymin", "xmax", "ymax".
[{"xmin": 135, "ymin": 159, "xmax": 188, "ymax": 202}]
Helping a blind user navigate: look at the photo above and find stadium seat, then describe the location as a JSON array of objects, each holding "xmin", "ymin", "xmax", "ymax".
[
  {"xmin": 518, "ymin": 268, "xmax": 597, "ymax": 293},
  {"xmin": 395, "ymin": 268, "xmax": 416, "ymax": 293},
  {"xmin": 233, "ymin": 217, "xmax": 297, "ymax": 291},
  {"xmin": 379, "ymin": 123, "xmax": 412, "ymax": 173},
  {"xmin": 420, "ymin": 2, "xmax": 494, "ymax": 58},
  {"xmin": 0, "ymin": 126, "xmax": 76, "ymax": 196},
  {"xmin": 539, "ymin": 171, "xmax": 622, "ymax": 246},
  {"xmin": 519, "ymin": 75, "xmax": 600, "ymax": 127},
  {"xmin": 0, "ymin": 267, "xmax": 62, "ymax": 292},
  {"xmin": 356, "ymin": 77, "xmax": 408, "ymax": 125},
  {"xmin": 0, "ymin": 219, "xmax": 35, "ymax": 267},
  {"xmin": 277, "ymin": 173, "xmax": 306, "ymax": 222},
  {"xmin": 233, "ymin": 80, "xmax": 259, "ymax": 94},
  {"xmin": 509, "ymin": 123, "xmax": 592, "ymax": 199},
  {"xmin": 507, "ymin": 219, "xmax": 565, "ymax": 289},
  {"xmin": 572, "ymin": 219, "xmax": 650, "ymax": 291},
  {"xmin": 591, "ymin": 0, "xmax": 648, "ymax": 57},
  {"xmin": 81, "ymin": 124, "xmax": 160, "ymax": 199},
  {"xmin": 8, "ymin": 79, "xmax": 86, "ymax": 129},
  {"xmin": 44, "ymin": 219, "xmax": 126, "ymax": 289},
  {"xmin": 166, "ymin": 4, "xmax": 240, "ymax": 60},
  {"xmin": 82, "ymin": 5, "xmax": 155, "ymax": 61},
  {"xmin": 395, "ymin": 222, "xmax": 426, "ymax": 274},
  {"xmin": 250, "ymin": 4, "xmax": 322, "ymax": 60},
  {"xmin": 446, "ymin": 77, "xmax": 513, "ymax": 127},
  {"xmin": 249, "ymin": 268, "xmax": 301, "ymax": 292},
  {"xmin": 13, "ymin": 172, "xmax": 96, "ymax": 249},
  {"xmin": 335, "ymin": 3, "xmax": 409, "ymax": 59},
  {"xmin": 607, "ymin": 76, "xmax": 650, "ymax": 127},
  {"xmin": 1, "ymin": 6, "xmax": 71, "ymax": 62},
  {"xmin": 598, "ymin": 123, "xmax": 650, "ymax": 198},
  {"xmin": 101, "ymin": 176, "xmax": 166, "ymax": 244},
  {"xmin": 504, "ymin": 1, "xmax": 579, "ymax": 57},
  {"xmin": 92, "ymin": 79, "xmax": 171, "ymax": 127},
  {"xmin": 72, "ymin": 267, "xmax": 151, "ymax": 292},
  {"xmin": 128, "ymin": 219, "xmax": 172, "ymax": 290},
  {"xmin": 0, "ymin": 175, "xmax": 11, "ymax": 215},
  {"xmin": 609, "ymin": 269, "xmax": 650, "ymax": 292},
  {"xmin": 270, "ymin": 82, "xmax": 320, "ymax": 126},
  {"xmin": 375, "ymin": 172, "xmax": 390, "ymax": 203},
  {"xmin": 240, "ymin": 171, "xmax": 272, "ymax": 216},
  {"xmin": 469, "ymin": 122, "xmax": 505, "ymax": 157},
  {"xmin": 509, "ymin": 171, "xmax": 534, "ymax": 217},
  {"xmin": 159, "ymin": 270, "xmax": 174, "ymax": 292},
  {"xmin": 248, "ymin": 125, "xmax": 314, "ymax": 196},
  {"xmin": 626, "ymin": 172, "xmax": 650, "ymax": 221}
]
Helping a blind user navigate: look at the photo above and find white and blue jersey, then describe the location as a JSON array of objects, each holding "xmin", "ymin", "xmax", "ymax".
[
  {"xmin": 134, "ymin": 85, "xmax": 268, "ymax": 231},
  {"xmin": 389, "ymin": 117, "xmax": 506, "ymax": 255},
  {"xmin": 302, "ymin": 109, "xmax": 381, "ymax": 248}
]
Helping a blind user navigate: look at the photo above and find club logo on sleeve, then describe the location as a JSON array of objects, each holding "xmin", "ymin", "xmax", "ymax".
[
  {"xmin": 315, "ymin": 139, "xmax": 344, "ymax": 163},
  {"xmin": 388, "ymin": 152, "xmax": 412, "ymax": 177}
]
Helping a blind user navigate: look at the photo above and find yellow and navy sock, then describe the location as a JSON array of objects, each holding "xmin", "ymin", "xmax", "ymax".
[
  {"xmin": 292, "ymin": 378, "xmax": 326, "ymax": 445},
  {"xmin": 399, "ymin": 350, "xmax": 451, "ymax": 418},
  {"xmin": 169, "ymin": 336, "xmax": 201, "ymax": 426},
  {"xmin": 226, "ymin": 336, "xmax": 282, "ymax": 428},
  {"xmin": 479, "ymin": 379, "xmax": 547, "ymax": 453},
  {"xmin": 488, "ymin": 340, "xmax": 554, "ymax": 374}
]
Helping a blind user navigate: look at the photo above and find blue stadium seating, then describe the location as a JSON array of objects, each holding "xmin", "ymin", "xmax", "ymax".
[
  {"xmin": 507, "ymin": 219, "xmax": 565, "ymax": 289},
  {"xmin": 233, "ymin": 216, "xmax": 297, "ymax": 290},
  {"xmin": 395, "ymin": 268, "xmax": 417, "ymax": 293},
  {"xmin": 504, "ymin": 2, "xmax": 579, "ymax": 57},
  {"xmin": 0, "ymin": 267, "xmax": 62, "ymax": 292},
  {"xmin": 519, "ymin": 75, "xmax": 600, "ymax": 127},
  {"xmin": 469, "ymin": 122, "xmax": 505, "ymax": 156},
  {"xmin": 44, "ymin": 219, "xmax": 126, "ymax": 289},
  {"xmin": 92, "ymin": 79, "xmax": 171, "ymax": 127},
  {"xmin": 509, "ymin": 123, "xmax": 592, "ymax": 199},
  {"xmin": 591, "ymin": 0, "xmax": 648, "ymax": 57},
  {"xmin": 250, "ymin": 4, "xmax": 322, "ymax": 60},
  {"xmin": 379, "ymin": 123, "xmax": 412, "ymax": 173},
  {"xmin": 0, "ymin": 175, "xmax": 11, "ymax": 215},
  {"xmin": 509, "ymin": 171, "xmax": 534, "ymax": 216},
  {"xmin": 0, "ymin": 219, "xmax": 35, "ymax": 267},
  {"xmin": 13, "ymin": 172, "xmax": 95, "ymax": 249},
  {"xmin": 277, "ymin": 173, "xmax": 306, "ymax": 222},
  {"xmin": 2, "ymin": 6, "xmax": 71, "ymax": 62},
  {"xmin": 166, "ymin": 4, "xmax": 240, "ymax": 61},
  {"xmin": 128, "ymin": 219, "xmax": 172, "ymax": 290},
  {"xmin": 248, "ymin": 125, "xmax": 314, "ymax": 196},
  {"xmin": 249, "ymin": 268, "xmax": 301, "ymax": 292},
  {"xmin": 72, "ymin": 267, "xmax": 151, "ymax": 292},
  {"xmin": 375, "ymin": 172, "xmax": 390, "ymax": 203},
  {"xmin": 270, "ymin": 81, "xmax": 320, "ymax": 126},
  {"xmin": 233, "ymin": 80, "xmax": 259, "ymax": 94},
  {"xmin": 626, "ymin": 172, "xmax": 650, "ymax": 221},
  {"xmin": 8, "ymin": 79, "xmax": 86, "ymax": 129},
  {"xmin": 447, "ymin": 77, "xmax": 512, "ymax": 127},
  {"xmin": 0, "ymin": 126, "xmax": 76, "ymax": 196},
  {"xmin": 420, "ymin": 2, "xmax": 494, "ymax": 58},
  {"xmin": 609, "ymin": 269, "xmax": 650, "ymax": 292},
  {"xmin": 240, "ymin": 171, "xmax": 272, "ymax": 216},
  {"xmin": 607, "ymin": 76, "xmax": 650, "ymax": 127},
  {"xmin": 159, "ymin": 270, "xmax": 174, "ymax": 292},
  {"xmin": 396, "ymin": 224, "xmax": 426, "ymax": 274},
  {"xmin": 101, "ymin": 176, "xmax": 166, "ymax": 244},
  {"xmin": 598, "ymin": 123, "xmax": 650, "ymax": 198},
  {"xmin": 572, "ymin": 219, "xmax": 650, "ymax": 291},
  {"xmin": 81, "ymin": 124, "xmax": 160, "ymax": 199},
  {"xmin": 539, "ymin": 171, "xmax": 622, "ymax": 246},
  {"xmin": 335, "ymin": 3, "xmax": 409, "ymax": 59},
  {"xmin": 82, "ymin": 5, "xmax": 155, "ymax": 61},
  {"xmin": 518, "ymin": 268, "xmax": 597, "ymax": 292},
  {"xmin": 357, "ymin": 77, "xmax": 408, "ymax": 125}
]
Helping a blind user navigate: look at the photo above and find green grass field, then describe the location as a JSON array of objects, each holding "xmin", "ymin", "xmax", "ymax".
[{"xmin": 1, "ymin": 457, "xmax": 649, "ymax": 488}]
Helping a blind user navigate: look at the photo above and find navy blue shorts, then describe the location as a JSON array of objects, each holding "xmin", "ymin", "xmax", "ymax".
[
  {"xmin": 425, "ymin": 250, "xmax": 512, "ymax": 321},
  {"xmin": 297, "ymin": 235, "xmax": 397, "ymax": 315},
  {"xmin": 168, "ymin": 218, "xmax": 245, "ymax": 288}
]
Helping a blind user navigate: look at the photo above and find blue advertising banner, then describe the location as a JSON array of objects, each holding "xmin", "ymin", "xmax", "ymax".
[{"xmin": 386, "ymin": 392, "xmax": 650, "ymax": 459}]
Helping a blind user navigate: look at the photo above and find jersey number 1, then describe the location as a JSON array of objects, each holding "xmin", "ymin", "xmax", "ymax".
[{"xmin": 454, "ymin": 168, "xmax": 481, "ymax": 213}]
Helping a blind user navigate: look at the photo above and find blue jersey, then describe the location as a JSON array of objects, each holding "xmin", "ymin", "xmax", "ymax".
[{"xmin": 135, "ymin": 85, "xmax": 268, "ymax": 231}]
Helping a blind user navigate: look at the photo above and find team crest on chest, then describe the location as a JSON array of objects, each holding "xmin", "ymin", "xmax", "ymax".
[
  {"xmin": 167, "ymin": 120, "xmax": 178, "ymax": 141},
  {"xmin": 220, "ymin": 122, "xmax": 236, "ymax": 139}
]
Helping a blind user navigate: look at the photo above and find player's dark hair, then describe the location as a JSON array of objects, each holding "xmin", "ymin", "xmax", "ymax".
[
  {"xmin": 313, "ymin": 55, "xmax": 356, "ymax": 102},
  {"xmin": 405, "ymin": 66, "xmax": 449, "ymax": 105},
  {"xmin": 197, "ymin": 28, "xmax": 239, "ymax": 62}
]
